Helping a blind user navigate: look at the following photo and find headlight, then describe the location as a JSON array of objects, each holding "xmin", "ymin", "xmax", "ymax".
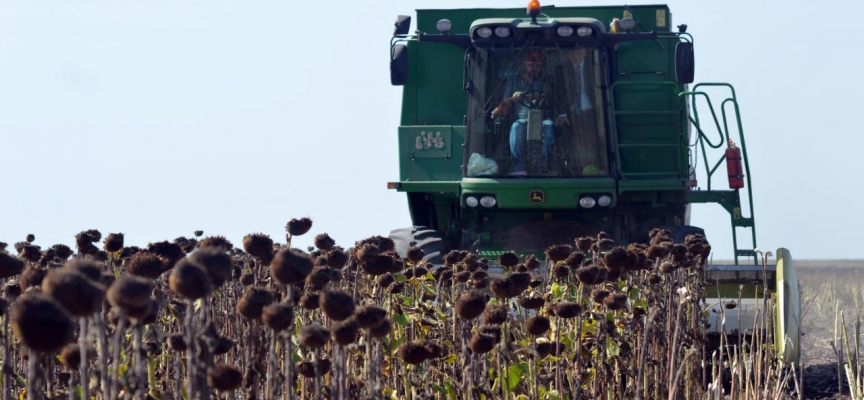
[
  {"xmin": 597, "ymin": 195, "xmax": 612, "ymax": 207},
  {"xmin": 480, "ymin": 196, "xmax": 497, "ymax": 208},
  {"xmin": 619, "ymin": 17, "xmax": 636, "ymax": 31},
  {"xmin": 465, "ymin": 196, "xmax": 479, "ymax": 208},
  {"xmin": 476, "ymin": 27, "xmax": 493, "ymax": 38},
  {"xmin": 436, "ymin": 19, "xmax": 452, "ymax": 34},
  {"xmin": 577, "ymin": 26, "xmax": 593, "ymax": 37},
  {"xmin": 556, "ymin": 26, "xmax": 574, "ymax": 37},
  {"xmin": 579, "ymin": 196, "xmax": 596, "ymax": 208},
  {"xmin": 494, "ymin": 26, "xmax": 511, "ymax": 38}
]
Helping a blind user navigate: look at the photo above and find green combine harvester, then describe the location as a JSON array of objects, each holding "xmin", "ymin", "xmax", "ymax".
[{"xmin": 386, "ymin": 2, "xmax": 799, "ymax": 364}]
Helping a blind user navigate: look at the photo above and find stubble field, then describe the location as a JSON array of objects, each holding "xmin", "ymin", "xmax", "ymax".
[{"xmin": 794, "ymin": 260, "xmax": 864, "ymax": 400}]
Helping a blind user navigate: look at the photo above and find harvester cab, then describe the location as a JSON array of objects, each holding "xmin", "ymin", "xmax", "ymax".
[{"xmin": 386, "ymin": 2, "xmax": 799, "ymax": 365}]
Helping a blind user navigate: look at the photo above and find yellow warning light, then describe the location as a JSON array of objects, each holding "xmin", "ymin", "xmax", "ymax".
[
  {"xmin": 527, "ymin": 0, "xmax": 541, "ymax": 17},
  {"xmin": 387, "ymin": 182, "xmax": 402, "ymax": 189}
]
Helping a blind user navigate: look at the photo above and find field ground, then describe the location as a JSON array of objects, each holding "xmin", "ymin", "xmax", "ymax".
[{"xmin": 735, "ymin": 259, "xmax": 864, "ymax": 400}]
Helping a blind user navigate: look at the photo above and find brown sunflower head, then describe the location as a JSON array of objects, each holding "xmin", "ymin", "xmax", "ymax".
[
  {"xmin": 107, "ymin": 275, "xmax": 153, "ymax": 313},
  {"xmin": 125, "ymin": 252, "xmax": 167, "ymax": 279},
  {"xmin": 51, "ymin": 244, "xmax": 74, "ymax": 261},
  {"xmin": 270, "ymin": 248, "xmax": 313, "ymax": 285},
  {"xmin": 525, "ymin": 315, "xmax": 551, "ymax": 335},
  {"xmin": 261, "ymin": 302, "xmax": 294, "ymax": 332},
  {"xmin": 330, "ymin": 318, "xmax": 360, "ymax": 345},
  {"xmin": 455, "ymin": 290, "xmax": 488, "ymax": 320},
  {"xmin": 296, "ymin": 358, "xmax": 332, "ymax": 378},
  {"xmin": 10, "ymin": 291, "xmax": 74, "ymax": 353},
  {"xmin": 555, "ymin": 302, "xmax": 582, "ymax": 319},
  {"xmin": 197, "ymin": 236, "xmax": 234, "ymax": 253},
  {"xmin": 405, "ymin": 246, "xmax": 425, "ymax": 263},
  {"xmin": 545, "ymin": 245, "xmax": 573, "ymax": 262},
  {"xmin": 498, "ymin": 252, "xmax": 520, "ymax": 268},
  {"xmin": 397, "ymin": 342, "xmax": 431, "ymax": 364},
  {"xmin": 146, "ymin": 240, "xmax": 186, "ymax": 269},
  {"xmin": 574, "ymin": 265, "xmax": 600, "ymax": 285},
  {"xmin": 489, "ymin": 278, "xmax": 512, "ymax": 299},
  {"xmin": 369, "ymin": 318, "xmax": 393, "ymax": 339},
  {"xmin": 0, "ymin": 252, "xmax": 25, "ymax": 279},
  {"xmin": 242, "ymin": 234, "xmax": 274, "ymax": 259},
  {"xmin": 354, "ymin": 305, "xmax": 387, "ymax": 328},
  {"xmin": 103, "ymin": 233, "xmax": 124, "ymax": 253},
  {"xmin": 190, "ymin": 248, "xmax": 233, "ymax": 288},
  {"xmin": 209, "ymin": 364, "xmax": 243, "ymax": 392},
  {"xmin": 574, "ymin": 236, "xmax": 595, "ymax": 253},
  {"xmin": 604, "ymin": 292, "xmax": 629, "ymax": 310},
  {"xmin": 237, "ymin": 287, "xmax": 275, "ymax": 320},
  {"xmin": 319, "ymin": 290, "xmax": 355, "ymax": 321},
  {"xmin": 507, "ymin": 272, "xmax": 532, "ymax": 297},
  {"xmin": 20, "ymin": 267, "xmax": 48, "ymax": 291},
  {"xmin": 516, "ymin": 295, "xmax": 545, "ymax": 310},
  {"xmin": 553, "ymin": 265, "xmax": 570, "ymax": 280},
  {"xmin": 299, "ymin": 291, "xmax": 320, "ymax": 310},
  {"xmin": 18, "ymin": 245, "xmax": 41, "ymax": 263},
  {"xmin": 169, "ymin": 259, "xmax": 212, "ymax": 300},
  {"xmin": 591, "ymin": 289, "xmax": 610, "ymax": 303},
  {"xmin": 659, "ymin": 262, "xmax": 675, "ymax": 274},
  {"xmin": 603, "ymin": 247, "xmax": 629, "ymax": 271},
  {"xmin": 565, "ymin": 252, "xmax": 585, "ymax": 268},
  {"xmin": 286, "ymin": 217, "xmax": 313, "ymax": 237},
  {"xmin": 42, "ymin": 269, "xmax": 104, "ymax": 317},
  {"xmin": 482, "ymin": 304, "xmax": 508, "ymax": 325},
  {"xmin": 60, "ymin": 343, "xmax": 81, "ymax": 370},
  {"xmin": 173, "ymin": 237, "xmax": 196, "ymax": 254},
  {"xmin": 299, "ymin": 323, "xmax": 329, "ymax": 348}
]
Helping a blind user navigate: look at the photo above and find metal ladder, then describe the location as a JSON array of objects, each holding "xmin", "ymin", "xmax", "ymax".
[{"xmin": 680, "ymin": 83, "xmax": 758, "ymax": 265}]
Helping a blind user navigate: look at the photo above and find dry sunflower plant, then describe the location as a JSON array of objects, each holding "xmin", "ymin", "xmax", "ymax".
[{"xmin": 0, "ymin": 219, "xmax": 800, "ymax": 399}]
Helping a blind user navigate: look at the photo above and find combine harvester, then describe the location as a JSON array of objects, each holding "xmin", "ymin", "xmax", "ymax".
[{"xmin": 386, "ymin": 2, "xmax": 799, "ymax": 365}]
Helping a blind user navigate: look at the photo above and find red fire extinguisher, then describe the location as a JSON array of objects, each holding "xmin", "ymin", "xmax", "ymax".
[{"xmin": 726, "ymin": 140, "xmax": 744, "ymax": 189}]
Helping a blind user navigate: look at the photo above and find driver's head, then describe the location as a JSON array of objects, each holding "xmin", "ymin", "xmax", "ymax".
[{"xmin": 523, "ymin": 50, "xmax": 544, "ymax": 76}]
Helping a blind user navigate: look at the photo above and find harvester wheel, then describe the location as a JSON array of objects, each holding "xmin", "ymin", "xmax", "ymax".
[{"xmin": 389, "ymin": 226, "xmax": 446, "ymax": 265}]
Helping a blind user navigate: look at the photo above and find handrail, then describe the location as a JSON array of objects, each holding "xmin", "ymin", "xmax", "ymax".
[
  {"xmin": 610, "ymin": 79, "xmax": 757, "ymax": 264},
  {"xmin": 678, "ymin": 91, "xmax": 727, "ymax": 149},
  {"xmin": 680, "ymin": 82, "xmax": 757, "ymax": 264}
]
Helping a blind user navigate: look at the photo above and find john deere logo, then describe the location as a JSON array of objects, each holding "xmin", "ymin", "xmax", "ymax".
[{"xmin": 529, "ymin": 190, "xmax": 545, "ymax": 204}]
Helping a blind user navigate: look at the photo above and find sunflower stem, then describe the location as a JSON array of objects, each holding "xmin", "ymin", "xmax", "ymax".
[
  {"xmin": 78, "ymin": 316, "xmax": 89, "ymax": 400},
  {"xmin": 26, "ymin": 348, "xmax": 36, "ymax": 400},
  {"xmin": 111, "ymin": 312, "xmax": 127, "ymax": 400}
]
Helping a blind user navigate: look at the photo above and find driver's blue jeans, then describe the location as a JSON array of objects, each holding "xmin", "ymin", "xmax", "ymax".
[{"xmin": 509, "ymin": 119, "xmax": 555, "ymax": 172}]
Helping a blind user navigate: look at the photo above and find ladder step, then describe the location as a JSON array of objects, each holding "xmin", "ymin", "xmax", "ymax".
[
  {"xmin": 614, "ymin": 110, "xmax": 678, "ymax": 116},
  {"xmin": 618, "ymin": 143, "xmax": 679, "ymax": 148},
  {"xmin": 736, "ymin": 250, "xmax": 757, "ymax": 257},
  {"xmin": 732, "ymin": 218, "xmax": 754, "ymax": 227}
]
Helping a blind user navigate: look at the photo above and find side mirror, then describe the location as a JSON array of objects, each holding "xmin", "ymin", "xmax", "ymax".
[
  {"xmin": 675, "ymin": 42, "xmax": 695, "ymax": 84},
  {"xmin": 394, "ymin": 15, "xmax": 411, "ymax": 36},
  {"xmin": 391, "ymin": 44, "xmax": 409, "ymax": 86}
]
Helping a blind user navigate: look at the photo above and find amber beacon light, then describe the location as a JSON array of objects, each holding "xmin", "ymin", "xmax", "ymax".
[{"xmin": 527, "ymin": 0, "xmax": 541, "ymax": 21}]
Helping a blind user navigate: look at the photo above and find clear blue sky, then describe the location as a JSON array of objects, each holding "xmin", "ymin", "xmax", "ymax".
[{"xmin": 0, "ymin": 1, "xmax": 857, "ymax": 260}]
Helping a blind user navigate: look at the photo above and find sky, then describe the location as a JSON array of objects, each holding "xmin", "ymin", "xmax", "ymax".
[{"xmin": 0, "ymin": 0, "xmax": 859, "ymax": 261}]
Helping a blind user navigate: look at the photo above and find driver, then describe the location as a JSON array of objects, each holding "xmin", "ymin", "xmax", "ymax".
[{"xmin": 491, "ymin": 50, "xmax": 567, "ymax": 176}]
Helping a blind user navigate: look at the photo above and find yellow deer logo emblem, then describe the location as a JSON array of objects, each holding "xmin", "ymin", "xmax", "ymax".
[{"xmin": 529, "ymin": 190, "xmax": 545, "ymax": 204}]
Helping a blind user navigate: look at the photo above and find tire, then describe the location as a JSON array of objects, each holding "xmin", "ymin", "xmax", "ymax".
[
  {"xmin": 672, "ymin": 225, "xmax": 705, "ymax": 244},
  {"xmin": 388, "ymin": 226, "xmax": 447, "ymax": 265}
]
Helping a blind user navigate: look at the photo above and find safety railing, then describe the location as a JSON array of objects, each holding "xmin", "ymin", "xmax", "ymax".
[{"xmin": 679, "ymin": 83, "xmax": 757, "ymax": 264}]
